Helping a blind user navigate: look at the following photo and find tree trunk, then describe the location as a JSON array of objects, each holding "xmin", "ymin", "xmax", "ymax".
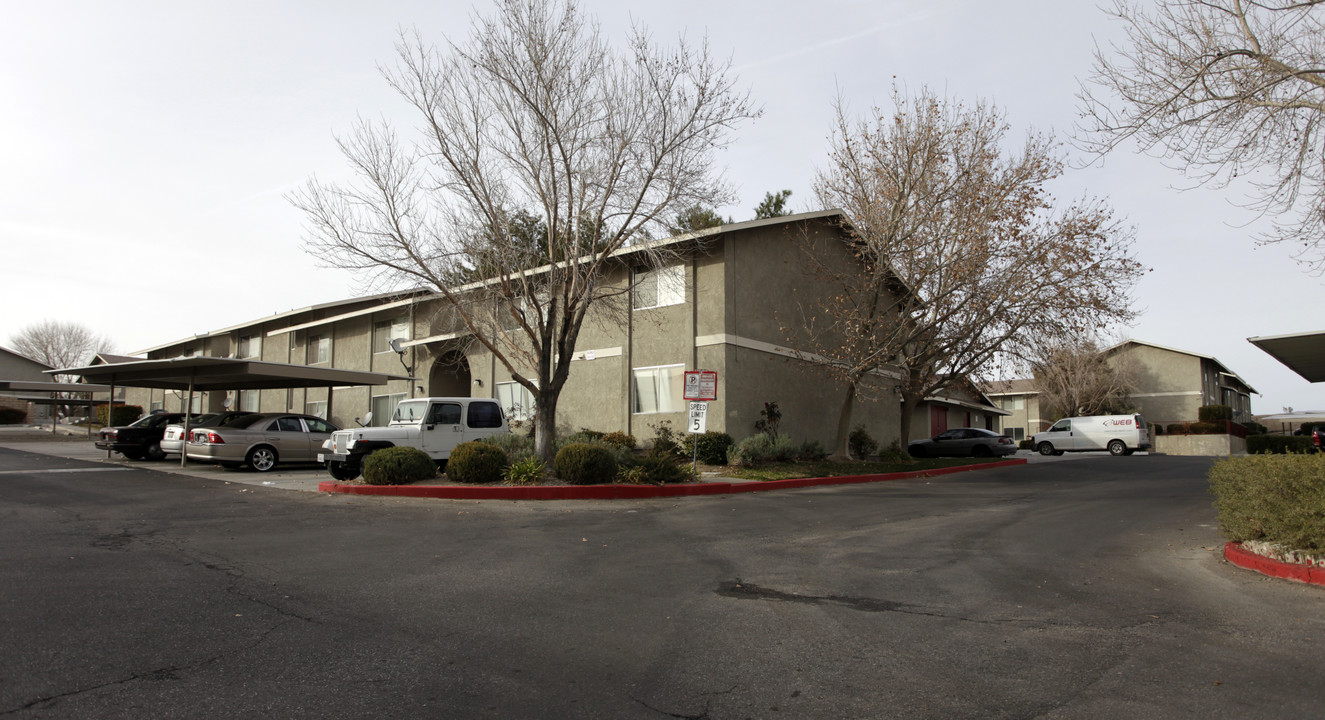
[
  {"xmin": 534, "ymin": 390, "xmax": 559, "ymax": 463},
  {"xmin": 829, "ymin": 379, "xmax": 859, "ymax": 462},
  {"xmin": 897, "ymin": 395, "xmax": 916, "ymax": 450}
]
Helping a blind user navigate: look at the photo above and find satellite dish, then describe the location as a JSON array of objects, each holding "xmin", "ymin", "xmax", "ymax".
[
  {"xmin": 222, "ymin": 396, "xmax": 233, "ymax": 409},
  {"xmin": 388, "ymin": 338, "xmax": 405, "ymax": 354}
]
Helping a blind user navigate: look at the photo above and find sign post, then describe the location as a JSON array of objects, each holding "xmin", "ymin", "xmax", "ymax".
[{"xmin": 683, "ymin": 370, "xmax": 717, "ymax": 479}]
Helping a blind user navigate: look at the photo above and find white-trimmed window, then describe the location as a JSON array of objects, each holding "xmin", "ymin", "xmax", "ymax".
[
  {"xmin": 496, "ymin": 381, "xmax": 537, "ymax": 421},
  {"xmin": 632, "ymin": 265, "xmax": 685, "ymax": 310},
  {"xmin": 238, "ymin": 389, "xmax": 260, "ymax": 412},
  {"xmin": 370, "ymin": 393, "xmax": 406, "ymax": 427},
  {"xmin": 308, "ymin": 335, "xmax": 331, "ymax": 365},
  {"xmin": 237, "ymin": 335, "xmax": 262, "ymax": 359},
  {"xmin": 373, "ymin": 316, "xmax": 410, "ymax": 354},
  {"xmin": 1005, "ymin": 427, "xmax": 1025, "ymax": 441},
  {"xmin": 1000, "ymin": 397, "xmax": 1025, "ymax": 411},
  {"xmin": 632, "ymin": 364, "xmax": 685, "ymax": 414},
  {"xmin": 305, "ymin": 401, "xmax": 327, "ymax": 420}
]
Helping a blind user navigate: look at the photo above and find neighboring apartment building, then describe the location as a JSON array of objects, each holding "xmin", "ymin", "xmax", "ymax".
[
  {"xmin": 983, "ymin": 379, "xmax": 1044, "ymax": 441},
  {"xmin": 988, "ymin": 339, "xmax": 1258, "ymax": 435},
  {"xmin": 0, "ymin": 347, "xmax": 55, "ymax": 422},
  {"xmin": 1101, "ymin": 340, "xmax": 1256, "ymax": 425},
  {"xmin": 121, "ymin": 211, "xmax": 996, "ymax": 448}
]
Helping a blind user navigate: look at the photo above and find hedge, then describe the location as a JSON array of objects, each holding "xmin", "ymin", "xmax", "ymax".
[
  {"xmin": 1246, "ymin": 435, "xmax": 1313, "ymax": 454},
  {"xmin": 679, "ymin": 431, "xmax": 734, "ymax": 465},
  {"xmin": 554, "ymin": 442, "xmax": 618, "ymax": 485},
  {"xmin": 0, "ymin": 407, "xmax": 26, "ymax": 424},
  {"xmin": 447, "ymin": 441, "xmax": 508, "ymax": 484},
  {"xmin": 1198, "ymin": 405, "xmax": 1233, "ymax": 422},
  {"xmin": 96, "ymin": 404, "xmax": 143, "ymax": 427},
  {"xmin": 1209, "ymin": 453, "xmax": 1325, "ymax": 552}
]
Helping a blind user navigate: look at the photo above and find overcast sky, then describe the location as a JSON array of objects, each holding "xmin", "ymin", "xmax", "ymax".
[{"xmin": 3, "ymin": 0, "xmax": 1322, "ymax": 415}]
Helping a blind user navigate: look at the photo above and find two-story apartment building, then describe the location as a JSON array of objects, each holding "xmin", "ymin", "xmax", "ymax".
[{"xmin": 120, "ymin": 211, "xmax": 999, "ymax": 448}]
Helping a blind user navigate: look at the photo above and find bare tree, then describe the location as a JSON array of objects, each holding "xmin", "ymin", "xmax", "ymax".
[
  {"xmin": 805, "ymin": 88, "xmax": 1146, "ymax": 457},
  {"xmin": 1026, "ymin": 332, "xmax": 1138, "ymax": 421},
  {"xmin": 1078, "ymin": 0, "xmax": 1325, "ymax": 270},
  {"xmin": 289, "ymin": 0, "xmax": 759, "ymax": 460},
  {"xmin": 10, "ymin": 320, "xmax": 114, "ymax": 381}
]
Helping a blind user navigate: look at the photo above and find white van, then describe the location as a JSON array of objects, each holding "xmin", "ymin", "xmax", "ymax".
[{"xmin": 1032, "ymin": 414, "xmax": 1150, "ymax": 456}]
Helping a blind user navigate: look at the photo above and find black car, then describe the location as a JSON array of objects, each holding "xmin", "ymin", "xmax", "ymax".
[
  {"xmin": 908, "ymin": 427, "xmax": 1019, "ymax": 458},
  {"xmin": 96, "ymin": 412, "xmax": 197, "ymax": 461}
]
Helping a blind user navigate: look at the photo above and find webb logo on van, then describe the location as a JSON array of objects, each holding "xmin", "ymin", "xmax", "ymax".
[{"xmin": 1102, "ymin": 418, "xmax": 1134, "ymax": 427}]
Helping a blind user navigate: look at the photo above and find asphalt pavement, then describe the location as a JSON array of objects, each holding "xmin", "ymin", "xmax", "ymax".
[{"xmin": 1, "ymin": 440, "xmax": 1320, "ymax": 719}]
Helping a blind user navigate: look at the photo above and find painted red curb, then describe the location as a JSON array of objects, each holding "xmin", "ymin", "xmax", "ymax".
[
  {"xmin": 318, "ymin": 457, "xmax": 1027, "ymax": 500},
  {"xmin": 1223, "ymin": 542, "xmax": 1325, "ymax": 586}
]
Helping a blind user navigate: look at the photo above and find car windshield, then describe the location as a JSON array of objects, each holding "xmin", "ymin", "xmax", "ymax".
[
  {"xmin": 126, "ymin": 415, "xmax": 156, "ymax": 428},
  {"xmin": 392, "ymin": 400, "xmax": 429, "ymax": 423}
]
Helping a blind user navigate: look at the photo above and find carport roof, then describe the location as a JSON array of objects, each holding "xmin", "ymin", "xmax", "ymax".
[
  {"xmin": 47, "ymin": 357, "xmax": 411, "ymax": 390},
  {"xmin": 1248, "ymin": 330, "xmax": 1325, "ymax": 383},
  {"xmin": 0, "ymin": 380, "xmax": 112, "ymax": 393}
]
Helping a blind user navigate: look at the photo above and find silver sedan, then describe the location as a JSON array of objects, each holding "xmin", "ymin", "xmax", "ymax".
[
  {"xmin": 186, "ymin": 413, "xmax": 339, "ymax": 472},
  {"xmin": 161, "ymin": 411, "xmax": 257, "ymax": 456}
]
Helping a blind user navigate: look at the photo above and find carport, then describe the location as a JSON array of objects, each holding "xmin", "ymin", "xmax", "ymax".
[
  {"xmin": 0, "ymin": 380, "xmax": 113, "ymax": 437},
  {"xmin": 49, "ymin": 357, "xmax": 412, "ymax": 466},
  {"xmin": 1248, "ymin": 330, "xmax": 1325, "ymax": 382}
]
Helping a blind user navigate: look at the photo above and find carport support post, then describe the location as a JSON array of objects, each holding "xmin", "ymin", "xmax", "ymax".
[
  {"xmin": 180, "ymin": 373, "xmax": 195, "ymax": 468},
  {"xmin": 325, "ymin": 385, "xmax": 334, "ymax": 424},
  {"xmin": 105, "ymin": 379, "xmax": 116, "ymax": 459}
]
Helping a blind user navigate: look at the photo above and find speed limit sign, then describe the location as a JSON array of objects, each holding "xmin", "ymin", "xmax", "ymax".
[{"xmin": 688, "ymin": 401, "xmax": 708, "ymax": 434}]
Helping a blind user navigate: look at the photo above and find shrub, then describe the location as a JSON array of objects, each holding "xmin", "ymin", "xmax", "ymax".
[
  {"xmin": 0, "ymin": 407, "xmax": 26, "ymax": 424},
  {"xmin": 647, "ymin": 420, "xmax": 682, "ymax": 458},
  {"xmin": 362, "ymin": 446, "xmax": 438, "ymax": 485},
  {"xmin": 1199, "ymin": 405, "xmax": 1233, "ymax": 422},
  {"xmin": 480, "ymin": 432, "xmax": 536, "ymax": 464},
  {"xmin": 754, "ymin": 401, "xmax": 781, "ymax": 437},
  {"xmin": 1240, "ymin": 421, "xmax": 1268, "ymax": 436},
  {"xmin": 559, "ymin": 429, "xmax": 605, "ymax": 449},
  {"xmin": 554, "ymin": 442, "xmax": 618, "ymax": 485},
  {"xmin": 1247, "ymin": 435, "xmax": 1313, "ymax": 454},
  {"xmin": 1166, "ymin": 423, "xmax": 1188, "ymax": 435},
  {"xmin": 1152, "ymin": 424, "xmax": 1165, "ymax": 435},
  {"xmin": 729, "ymin": 433, "xmax": 799, "ymax": 466},
  {"xmin": 878, "ymin": 440, "xmax": 913, "ymax": 464},
  {"xmin": 600, "ymin": 431, "xmax": 637, "ymax": 450},
  {"xmin": 446, "ymin": 441, "xmax": 508, "ymax": 484},
  {"xmin": 620, "ymin": 454, "xmax": 690, "ymax": 484},
  {"xmin": 503, "ymin": 456, "xmax": 546, "ymax": 485},
  {"xmin": 1189, "ymin": 421, "xmax": 1221, "ymax": 435},
  {"xmin": 1209, "ymin": 453, "xmax": 1325, "ymax": 552},
  {"xmin": 848, "ymin": 425, "xmax": 878, "ymax": 460},
  {"xmin": 96, "ymin": 404, "xmax": 143, "ymax": 427},
  {"xmin": 680, "ymin": 431, "xmax": 734, "ymax": 464},
  {"xmin": 1018, "ymin": 439, "xmax": 1035, "ymax": 450},
  {"xmin": 798, "ymin": 439, "xmax": 827, "ymax": 461}
]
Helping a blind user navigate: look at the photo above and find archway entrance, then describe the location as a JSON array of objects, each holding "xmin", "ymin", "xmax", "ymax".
[{"xmin": 428, "ymin": 351, "xmax": 472, "ymax": 397}]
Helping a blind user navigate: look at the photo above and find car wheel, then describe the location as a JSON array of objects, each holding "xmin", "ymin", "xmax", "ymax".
[
  {"xmin": 1108, "ymin": 439, "xmax": 1127, "ymax": 456},
  {"xmin": 246, "ymin": 446, "xmax": 279, "ymax": 473},
  {"xmin": 971, "ymin": 445, "xmax": 992, "ymax": 458},
  {"xmin": 1037, "ymin": 442, "xmax": 1055, "ymax": 456},
  {"xmin": 121, "ymin": 450, "xmax": 145, "ymax": 461},
  {"xmin": 144, "ymin": 441, "xmax": 166, "ymax": 461},
  {"xmin": 326, "ymin": 460, "xmax": 360, "ymax": 482}
]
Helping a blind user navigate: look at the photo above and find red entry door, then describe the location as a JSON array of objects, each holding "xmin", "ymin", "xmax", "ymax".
[{"xmin": 930, "ymin": 406, "xmax": 948, "ymax": 437}]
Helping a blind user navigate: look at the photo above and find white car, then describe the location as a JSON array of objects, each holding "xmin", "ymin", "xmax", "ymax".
[{"xmin": 160, "ymin": 411, "xmax": 257, "ymax": 456}]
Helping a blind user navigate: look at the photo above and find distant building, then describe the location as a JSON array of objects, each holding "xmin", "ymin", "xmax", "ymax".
[
  {"xmin": 982, "ymin": 379, "xmax": 1043, "ymax": 441},
  {"xmin": 0, "ymin": 347, "xmax": 55, "ymax": 423}
]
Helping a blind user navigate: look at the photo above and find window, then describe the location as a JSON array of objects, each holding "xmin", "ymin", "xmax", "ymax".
[
  {"xmin": 305, "ymin": 400, "xmax": 327, "ymax": 419},
  {"xmin": 308, "ymin": 335, "xmax": 331, "ymax": 365},
  {"xmin": 1000, "ymin": 397, "xmax": 1025, "ymax": 411},
  {"xmin": 1005, "ymin": 427, "xmax": 1025, "ymax": 441},
  {"xmin": 632, "ymin": 265, "xmax": 685, "ymax": 310},
  {"xmin": 1049, "ymin": 419, "xmax": 1071, "ymax": 432},
  {"xmin": 633, "ymin": 364, "xmax": 685, "ymax": 414},
  {"xmin": 274, "ymin": 416, "xmax": 304, "ymax": 432},
  {"xmin": 428, "ymin": 403, "xmax": 462, "ymax": 425},
  {"xmin": 239, "ymin": 389, "xmax": 260, "ymax": 412},
  {"xmin": 467, "ymin": 401, "xmax": 503, "ymax": 428},
  {"xmin": 305, "ymin": 417, "xmax": 335, "ymax": 434},
  {"xmin": 373, "ymin": 316, "xmax": 410, "ymax": 354},
  {"xmin": 495, "ymin": 381, "xmax": 536, "ymax": 421},
  {"xmin": 371, "ymin": 393, "xmax": 406, "ymax": 427},
  {"xmin": 237, "ymin": 335, "xmax": 262, "ymax": 359}
]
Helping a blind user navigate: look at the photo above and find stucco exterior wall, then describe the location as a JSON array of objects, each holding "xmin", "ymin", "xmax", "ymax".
[{"xmin": 1111, "ymin": 343, "xmax": 1203, "ymax": 425}]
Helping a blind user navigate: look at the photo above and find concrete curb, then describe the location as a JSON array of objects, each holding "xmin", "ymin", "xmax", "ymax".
[
  {"xmin": 318, "ymin": 458, "xmax": 1027, "ymax": 500},
  {"xmin": 1224, "ymin": 542, "xmax": 1325, "ymax": 586}
]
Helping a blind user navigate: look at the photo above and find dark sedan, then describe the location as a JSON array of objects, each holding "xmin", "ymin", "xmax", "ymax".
[
  {"xmin": 908, "ymin": 428, "xmax": 1018, "ymax": 458},
  {"xmin": 96, "ymin": 412, "xmax": 198, "ymax": 460}
]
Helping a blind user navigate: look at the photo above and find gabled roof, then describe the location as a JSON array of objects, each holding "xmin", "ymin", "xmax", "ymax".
[
  {"xmin": 982, "ymin": 378, "xmax": 1038, "ymax": 396},
  {"xmin": 1102, "ymin": 339, "xmax": 1258, "ymax": 394},
  {"xmin": 0, "ymin": 346, "xmax": 54, "ymax": 370}
]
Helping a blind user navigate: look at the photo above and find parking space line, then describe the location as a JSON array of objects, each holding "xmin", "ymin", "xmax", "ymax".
[{"xmin": 0, "ymin": 467, "xmax": 133, "ymax": 475}]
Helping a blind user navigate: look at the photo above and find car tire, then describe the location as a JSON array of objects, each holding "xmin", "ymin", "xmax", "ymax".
[
  {"xmin": 971, "ymin": 445, "xmax": 992, "ymax": 458},
  {"xmin": 121, "ymin": 450, "xmax": 145, "ymax": 461},
  {"xmin": 1108, "ymin": 439, "xmax": 1127, "ymax": 456},
  {"xmin": 246, "ymin": 446, "xmax": 278, "ymax": 473},
  {"xmin": 326, "ymin": 460, "xmax": 360, "ymax": 482},
  {"xmin": 1037, "ymin": 442, "xmax": 1055, "ymax": 456},
  {"xmin": 144, "ymin": 441, "xmax": 166, "ymax": 461}
]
